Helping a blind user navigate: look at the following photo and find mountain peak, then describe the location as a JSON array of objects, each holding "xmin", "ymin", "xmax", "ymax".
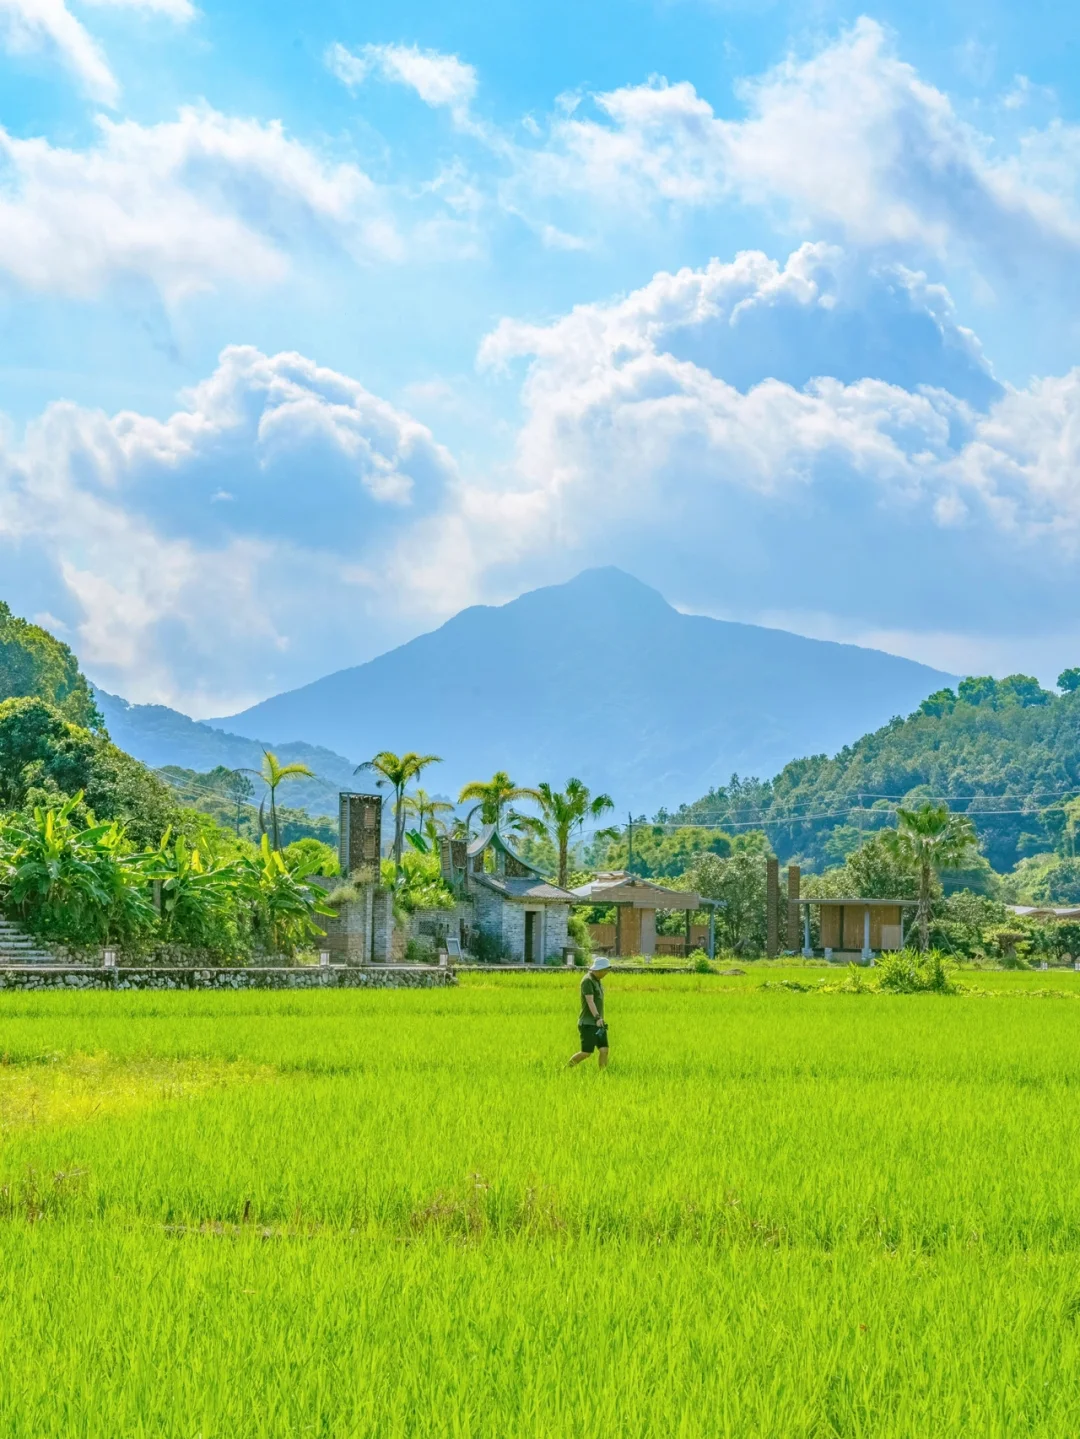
[
  {"xmin": 468, "ymin": 567, "xmax": 674, "ymax": 633},
  {"xmin": 198, "ymin": 570, "xmax": 954, "ymax": 812}
]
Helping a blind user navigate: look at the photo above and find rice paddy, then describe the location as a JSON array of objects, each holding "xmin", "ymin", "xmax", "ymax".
[{"xmin": 3, "ymin": 969, "xmax": 1080, "ymax": 1436}]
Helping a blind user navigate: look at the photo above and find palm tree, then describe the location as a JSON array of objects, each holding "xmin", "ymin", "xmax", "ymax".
[
  {"xmin": 401, "ymin": 788, "xmax": 454, "ymax": 838},
  {"xmin": 243, "ymin": 751, "xmax": 315, "ymax": 852},
  {"xmin": 883, "ymin": 802, "xmax": 977, "ymax": 950},
  {"xmin": 536, "ymin": 778, "xmax": 615, "ymax": 889},
  {"xmin": 354, "ymin": 751, "xmax": 442, "ymax": 882},
  {"xmin": 458, "ymin": 771, "xmax": 543, "ymax": 832}
]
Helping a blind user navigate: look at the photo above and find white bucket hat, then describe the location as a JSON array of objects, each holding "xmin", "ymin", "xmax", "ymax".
[{"xmin": 590, "ymin": 955, "xmax": 611, "ymax": 971}]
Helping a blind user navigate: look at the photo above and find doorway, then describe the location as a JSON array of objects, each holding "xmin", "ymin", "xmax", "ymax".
[{"xmin": 524, "ymin": 910, "xmax": 539, "ymax": 963}]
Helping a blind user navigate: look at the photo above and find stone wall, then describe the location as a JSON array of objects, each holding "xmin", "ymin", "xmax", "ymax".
[
  {"xmin": 372, "ymin": 888, "xmax": 393, "ymax": 963},
  {"xmin": 318, "ymin": 884, "xmax": 395, "ymax": 964},
  {"xmin": 469, "ymin": 888, "xmax": 569, "ymax": 962},
  {"xmin": 543, "ymin": 905, "xmax": 570, "ymax": 960},
  {"xmin": 0, "ymin": 965, "xmax": 456, "ymax": 991}
]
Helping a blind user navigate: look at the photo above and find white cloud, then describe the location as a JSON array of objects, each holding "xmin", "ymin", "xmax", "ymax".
[
  {"xmin": 0, "ymin": 346, "xmax": 462, "ymax": 711},
  {"xmin": 327, "ymin": 41, "xmax": 477, "ymax": 126},
  {"xmin": 9, "ymin": 256, "xmax": 1080, "ymax": 711},
  {"xmin": 0, "ymin": 106, "xmax": 396, "ymax": 302},
  {"xmin": 0, "ymin": 0, "xmax": 117, "ymax": 104},
  {"xmin": 481, "ymin": 243, "xmax": 1000, "ymax": 407},
  {"xmin": 520, "ymin": 19, "xmax": 1080, "ymax": 279},
  {"xmin": 80, "ymin": 0, "xmax": 193, "ymax": 16},
  {"xmin": 467, "ymin": 253, "xmax": 1080, "ymax": 646}
]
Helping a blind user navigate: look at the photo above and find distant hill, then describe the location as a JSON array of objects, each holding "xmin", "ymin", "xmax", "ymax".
[
  {"xmin": 208, "ymin": 568, "xmax": 956, "ymax": 816},
  {"xmin": 674, "ymin": 676, "xmax": 1080, "ymax": 873},
  {"xmin": 93, "ymin": 690, "xmax": 353, "ymax": 818}
]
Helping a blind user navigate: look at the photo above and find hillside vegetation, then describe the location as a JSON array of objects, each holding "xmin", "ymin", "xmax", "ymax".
[
  {"xmin": 0, "ymin": 602, "xmax": 100, "ymax": 730},
  {"xmin": 673, "ymin": 674, "xmax": 1080, "ymax": 876}
]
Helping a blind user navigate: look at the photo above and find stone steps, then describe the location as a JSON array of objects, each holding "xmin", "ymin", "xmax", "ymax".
[{"xmin": 0, "ymin": 919, "xmax": 63, "ymax": 965}]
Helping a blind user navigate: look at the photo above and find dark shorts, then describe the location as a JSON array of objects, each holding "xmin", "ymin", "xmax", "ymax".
[{"xmin": 578, "ymin": 1024, "xmax": 609, "ymax": 1053}]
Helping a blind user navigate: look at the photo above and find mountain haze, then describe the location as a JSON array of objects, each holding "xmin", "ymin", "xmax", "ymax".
[
  {"xmin": 93, "ymin": 690, "xmax": 355, "ymax": 817},
  {"xmin": 209, "ymin": 569, "xmax": 955, "ymax": 814}
]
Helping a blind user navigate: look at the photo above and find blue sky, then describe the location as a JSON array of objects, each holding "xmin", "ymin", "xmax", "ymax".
[{"xmin": 2, "ymin": 0, "xmax": 1080, "ymax": 715}]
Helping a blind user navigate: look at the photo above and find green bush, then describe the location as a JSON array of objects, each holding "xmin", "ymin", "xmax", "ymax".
[
  {"xmin": 470, "ymin": 928, "xmax": 507, "ymax": 964},
  {"xmin": 876, "ymin": 949, "xmax": 958, "ymax": 994},
  {"xmin": 0, "ymin": 796, "xmax": 332, "ymax": 961},
  {"xmin": 567, "ymin": 911, "xmax": 592, "ymax": 962},
  {"xmin": 0, "ymin": 794, "xmax": 156, "ymax": 954}
]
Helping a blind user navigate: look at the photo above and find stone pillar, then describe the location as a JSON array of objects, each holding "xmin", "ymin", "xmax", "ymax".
[
  {"xmin": 766, "ymin": 857, "xmax": 779, "ymax": 958},
  {"xmin": 863, "ymin": 906, "xmax": 872, "ymax": 962},
  {"xmin": 786, "ymin": 864, "xmax": 801, "ymax": 953},
  {"xmin": 639, "ymin": 908, "xmax": 656, "ymax": 958},
  {"xmin": 371, "ymin": 887, "xmax": 393, "ymax": 963},
  {"xmin": 339, "ymin": 793, "xmax": 383, "ymax": 879}
]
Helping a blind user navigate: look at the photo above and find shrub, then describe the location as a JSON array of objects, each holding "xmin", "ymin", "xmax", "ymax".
[
  {"xmin": 689, "ymin": 949, "xmax": 714, "ymax": 974},
  {"xmin": 0, "ymin": 798, "xmax": 333, "ymax": 962},
  {"xmin": 0, "ymin": 793, "xmax": 156, "ymax": 955},
  {"xmin": 876, "ymin": 949, "xmax": 958, "ymax": 994},
  {"xmin": 470, "ymin": 928, "xmax": 507, "ymax": 964},
  {"xmin": 567, "ymin": 911, "xmax": 592, "ymax": 963}
]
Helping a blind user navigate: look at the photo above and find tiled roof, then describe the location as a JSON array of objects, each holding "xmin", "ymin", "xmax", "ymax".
[
  {"xmin": 571, "ymin": 876, "xmax": 699, "ymax": 908},
  {"xmin": 472, "ymin": 873, "xmax": 576, "ymax": 903}
]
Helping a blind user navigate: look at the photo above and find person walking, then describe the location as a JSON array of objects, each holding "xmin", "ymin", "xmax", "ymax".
[{"xmin": 569, "ymin": 955, "xmax": 611, "ymax": 1069}]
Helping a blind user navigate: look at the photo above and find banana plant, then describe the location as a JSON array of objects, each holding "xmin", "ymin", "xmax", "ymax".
[
  {"xmin": 237, "ymin": 835, "xmax": 334, "ymax": 955},
  {"xmin": 0, "ymin": 793, "xmax": 155, "ymax": 949}
]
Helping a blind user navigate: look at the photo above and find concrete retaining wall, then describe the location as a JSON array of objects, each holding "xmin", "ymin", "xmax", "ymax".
[{"xmin": 0, "ymin": 965, "xmax": 456, "ymax": 991}]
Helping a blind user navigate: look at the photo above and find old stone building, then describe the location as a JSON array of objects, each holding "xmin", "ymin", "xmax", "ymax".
[
  {"xmin": 324, "ymin": 795, "xmax": 575, "ymax": 964},
  {"xmin": 439, "ymin": 825, "xmax": 575, "ymax": 963}
]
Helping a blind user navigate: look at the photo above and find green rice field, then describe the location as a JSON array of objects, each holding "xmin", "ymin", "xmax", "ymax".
[{"xmin": 3, "ymin": 967, "xmax": 1080, "ymax": 1436}]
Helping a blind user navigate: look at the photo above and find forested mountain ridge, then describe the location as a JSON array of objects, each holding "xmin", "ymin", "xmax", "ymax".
[
  {"xmin": 673, "ymin": 675, "xmax": 1080, "ymax": 874},
  {"xmin": 0, "ymin": 601, "xmax": 340, "ymax": 847},
  {"xmin": 93, "ymin": 689, "xmax": 351, "ymax": 818}
]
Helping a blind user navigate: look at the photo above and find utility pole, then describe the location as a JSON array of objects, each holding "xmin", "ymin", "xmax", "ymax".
[{"xmin": 627, "ymin": 812, "xmax": 634, "ymax": 873}]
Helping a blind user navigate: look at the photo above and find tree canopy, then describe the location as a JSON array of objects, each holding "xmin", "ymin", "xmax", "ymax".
[
  {"xmin": 0, "ymin": 601, "xmax": 101, "ymax": 730},
  {"xmin": 0, "ymin": 696, "xmax": 178, "ymax": 846},
  {"xmin": 674, "ymin": 681, "xmax": 1080, "ymax": 874}
]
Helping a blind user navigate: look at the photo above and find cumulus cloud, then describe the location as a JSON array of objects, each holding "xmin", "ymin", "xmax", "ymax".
[
  {"xmin": 0, "ymin": 107, "xmax": 396, "ymax": 302},
  {"xmin": 469, "ymin": 252, "xmax": 1080, "ymax": 639},
  {"xmin": 0, "ymin": 346, "xmax": 462, "ymax": 711},
  {"xmin": 327, "ymin": 41, "xmax": 477, "ymax": 126},
  {"xmin": 6, "ymin": 274, "xmax": 1080, "ymax": 709},
  {"xmin": 0, "ymin": 0, "xmax": 117, "ymax": 104},
  {"xmin": 521, "ymin": 18, "xmax": 1080, "ymax": 280},
  {"xmin": 482, "ymin": 243, "xmax": 1001, "ymax": 408}
]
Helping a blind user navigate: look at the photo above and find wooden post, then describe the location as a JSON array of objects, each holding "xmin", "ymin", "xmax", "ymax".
[
  {"xmin": 786, "ymin": 864, "xmax": 800, "ymax": 952},
  {"xmin": 766, "ymin": 857, "xmax": 779, "ymax": 958}
]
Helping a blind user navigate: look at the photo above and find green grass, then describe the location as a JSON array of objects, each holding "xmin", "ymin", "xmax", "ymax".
[{"xmin": 2, "ymin": 973, "xmax": 1080, "ymax": 1434}]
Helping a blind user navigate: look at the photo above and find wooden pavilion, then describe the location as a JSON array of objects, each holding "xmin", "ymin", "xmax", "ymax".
[
  {"xmin": 572, "ymin": 872, "xmax": 701, "ymax": 958},
  {"xmin": 795, "ymin": 896, "xmax": 919, "ymax": 960}
]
